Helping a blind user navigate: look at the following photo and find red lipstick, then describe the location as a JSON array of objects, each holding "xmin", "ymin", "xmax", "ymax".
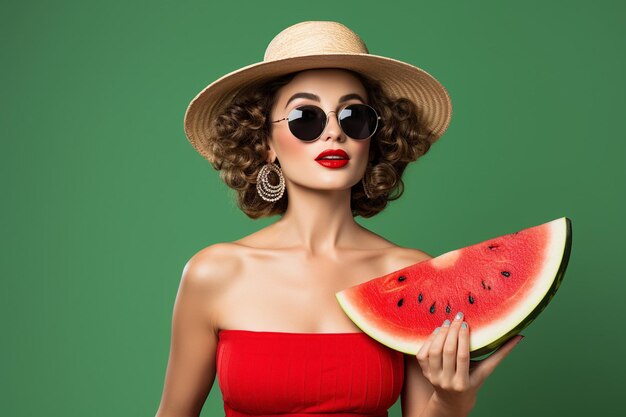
[{"xmin": 315, "ymin": 149, "xmax": 350, "ymax": 169}]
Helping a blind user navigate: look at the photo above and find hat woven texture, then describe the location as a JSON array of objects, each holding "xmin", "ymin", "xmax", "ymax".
[{"xmin": 184, "ymin": 21, "xmax": 452, "ymax": 162}]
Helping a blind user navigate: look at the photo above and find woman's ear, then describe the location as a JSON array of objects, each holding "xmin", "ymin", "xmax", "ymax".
[{"xmin": 266, "ymin": 145, "xmax": 277, "ymax": 164}]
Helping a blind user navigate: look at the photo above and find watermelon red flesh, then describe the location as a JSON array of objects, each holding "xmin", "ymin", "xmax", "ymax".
[{"xmin": 336, "ymin": 217, "xmax": 572, "ymax": 358}]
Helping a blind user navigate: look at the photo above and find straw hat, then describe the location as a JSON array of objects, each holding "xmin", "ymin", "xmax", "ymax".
[{"xmin": 184, "ymin": 20, "xmax": 452, "ymax": 162}]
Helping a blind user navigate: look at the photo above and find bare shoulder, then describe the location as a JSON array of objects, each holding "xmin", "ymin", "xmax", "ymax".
[
  {"xmin": 177, "ymin": 242, "xmax": 245, "ymax": 331},
  {"xmin": 182, "ymin": 242, "xmax": 244, "ymax": 289},
  {"xmin": 354, "ymin": 226, "xmax": 434, "ymax": 273},
  {"xmin": 381, "ymin": 245, "xmax": 434, "ymax": 272}
]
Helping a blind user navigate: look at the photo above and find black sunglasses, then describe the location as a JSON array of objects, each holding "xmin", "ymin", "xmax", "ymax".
[{"xmin": 271, "ymin": 103, "xmax": 381, "ymax": 142}]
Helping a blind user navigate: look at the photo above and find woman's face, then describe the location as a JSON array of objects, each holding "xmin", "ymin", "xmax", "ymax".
[{"xmin": 268, "ymin": 68, "xmax": 372, "ymax": 193}]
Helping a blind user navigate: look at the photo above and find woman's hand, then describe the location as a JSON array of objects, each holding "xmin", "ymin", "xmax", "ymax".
[{"xmin": 416, "ymin": 311, "xmax": 524, "ymax": 414}]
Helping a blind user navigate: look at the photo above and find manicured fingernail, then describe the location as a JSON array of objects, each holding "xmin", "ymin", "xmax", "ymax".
[
  {"xmin": 455, "ymin": 312, "xmax": 464, "ymax": 321},
  {"xmin": 461, "ymin": 322, "xmax": 467, "ymax": 329},
  {"xmin": 434, "ymin": 327, "xmax": 440, "ymax": 334},
  {"xmin": 443, "ymin": 319, "xmax": 451, "ymax": 327}
]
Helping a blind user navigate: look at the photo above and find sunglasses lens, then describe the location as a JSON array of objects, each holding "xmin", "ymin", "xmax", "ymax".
[
  {"xmin": 339, "ymin": 104, "xmax": 379, "ymax": 139},
  {"xmin": 287, "ymin": 105, "xmax": 326, "ymax": 141}
]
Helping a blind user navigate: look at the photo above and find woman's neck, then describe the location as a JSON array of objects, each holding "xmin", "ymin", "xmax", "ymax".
[{"xmin": 273, "ymin": 185, "xmax": 363, "ymax": 257}]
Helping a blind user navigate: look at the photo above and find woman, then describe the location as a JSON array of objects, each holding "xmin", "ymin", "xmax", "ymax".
[{"xmin": 156, "ymin": 21, "xmax": 523, "ymax": 417}]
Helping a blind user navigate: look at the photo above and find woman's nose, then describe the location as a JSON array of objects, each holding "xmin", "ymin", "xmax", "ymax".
[{"xmin": 321, "ymin": 111, "xmax": 345, "ymax": 142}]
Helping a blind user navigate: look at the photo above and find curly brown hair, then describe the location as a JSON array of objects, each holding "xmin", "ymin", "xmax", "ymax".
[{"xmin": 207, "ymin": 69, "xmax": 435, "ymax": 219}]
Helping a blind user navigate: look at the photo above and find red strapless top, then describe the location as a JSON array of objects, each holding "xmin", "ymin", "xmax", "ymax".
[{"xmin": 216, "ymin": 330, "xmax": 405, "ymax": 417}]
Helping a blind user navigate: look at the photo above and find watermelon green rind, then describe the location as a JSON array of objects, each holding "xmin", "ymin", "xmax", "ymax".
[
  {"xmin": 470, "ymin": 217, "xmax": 572, "ymax": 357},
  {"xmin": 335, "ymin": 217, "xmax": 573, "ymax": 358},
  {"xmin": 467, "ymin": 217, "xmax": 572, "ymax": 356}
]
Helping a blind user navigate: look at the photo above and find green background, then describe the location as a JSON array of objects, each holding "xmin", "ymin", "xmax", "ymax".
[{"xmin": 2, "ymin": 0, "xmax": 624, "ymax": 416}]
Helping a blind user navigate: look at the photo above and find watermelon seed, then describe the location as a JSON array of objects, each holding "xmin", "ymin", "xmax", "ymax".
[
  {"xmin": 501, "ymin": 271, "xmax": 511, "ymax": 277},
  {"xmin": 398, "ymin": 275, "xmax": 406, "ymax": 282},
  {"xmin": 429, "ymin": 302, "xmax": 436, "ymax": 314},
  {"xmin": 445, "ymin": 304, "xmax": 451, "ymax": 314},
  {"xmin": 468, "ymin": 293, "xmax": 475, "ymax": 304},
  {"xmin": 418, "ymin": 293, "xmax": 423, "ymax": 303},
  {"xmin": 397, "ymin": 298, "xmax": 404, "ymax": 307},
  {"xmin": 481, "ymin": 280, "xmax": 486, "ymax": 289},
  {"xmin": 488, "ymin": 244, "xmax": 499, "ymax": 250}
]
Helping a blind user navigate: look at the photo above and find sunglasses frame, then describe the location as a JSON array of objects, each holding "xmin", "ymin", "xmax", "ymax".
[{"xmin": 271, "ymin": 103, "xmax": 381, "ymax": 142}]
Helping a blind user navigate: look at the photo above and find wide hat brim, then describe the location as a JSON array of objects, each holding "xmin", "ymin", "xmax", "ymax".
[{"xmin": 184, "ymin": 52, "xmax": 452, "ymax": 163}]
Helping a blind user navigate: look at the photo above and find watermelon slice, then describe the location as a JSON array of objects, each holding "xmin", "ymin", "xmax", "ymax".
[{"xmin": 336, "ymin": 217, "xmax": 572, "ymax": 358}]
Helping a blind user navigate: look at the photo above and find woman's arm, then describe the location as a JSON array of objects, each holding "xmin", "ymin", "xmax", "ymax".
[
  {"xmin": 401, "ymin": 353, "xmax": 435, "ymax": 417},
  {"xmin": 154, "ymin": 247, "xmax": 227, "ymax": 417}
]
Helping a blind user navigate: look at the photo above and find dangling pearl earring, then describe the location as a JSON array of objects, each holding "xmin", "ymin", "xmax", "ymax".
[{"xmin": 256, "ymin": 160, "xmax": 285, "ymax": 202}]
